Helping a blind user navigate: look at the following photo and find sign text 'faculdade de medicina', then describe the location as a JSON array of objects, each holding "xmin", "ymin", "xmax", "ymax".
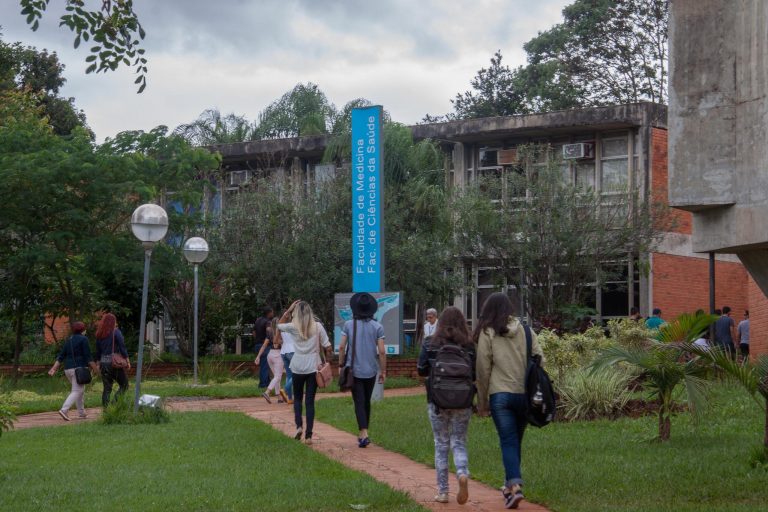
[{"xmin": 351, "ymin": 106, "xmax": 384, "ymax": 293}]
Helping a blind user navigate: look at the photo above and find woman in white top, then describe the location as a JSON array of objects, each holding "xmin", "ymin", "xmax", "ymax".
[{"xmin": 277, "ymin": 300, "xmax": 332, "ymax": 444}]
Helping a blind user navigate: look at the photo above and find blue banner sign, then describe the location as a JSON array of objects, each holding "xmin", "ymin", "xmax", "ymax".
[{"xmin": 351, "ymin": 106, "xmax": 384, "ymax": 293}]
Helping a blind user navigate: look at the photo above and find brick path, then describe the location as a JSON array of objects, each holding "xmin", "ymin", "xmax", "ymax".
[{"xmin": 11, "ymin": 387, "xmax": 548, "ymax": 511}]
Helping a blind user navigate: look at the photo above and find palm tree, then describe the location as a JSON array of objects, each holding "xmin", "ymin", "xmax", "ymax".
[
  {"xmin": 174, "ymin": 109, "xmax": 255, "ymax": 146},
  {"xmin": 591, "ymin": 312, "xmax": 716, "ymax": 441}
]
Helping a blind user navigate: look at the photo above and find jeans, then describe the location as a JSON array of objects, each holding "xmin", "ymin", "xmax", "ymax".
[
  {"xmin": 428, "ymin": 404, "xmax": 472, "ymax": 494},
  {"xmin": 62, "ymin": 368, "xmax": 86, "ymax": 415},
  {"xmin": 352, "ymin": 376, "xmax": 377, "ymax": 430},
  {"xmin": 490, "ymin": 392, "xmax": 528, "ymax": 487},
  {"xmin": 266, "ymin": 349, "xmax": 284, "ymax": 393},
  {"xmin": 258, "ymin": 342, "xmax": 270, "ymax": 388},
  {"xmin": 100, "ymin": 364, "xmax": 128, "ymax": 407},
  {"xmin": 282, "ymin": 352, "xmax": 294, "ymax": 400},
  {"xmin": 292, "ymin": 372, "xmax": 318, "ymax": 438}
]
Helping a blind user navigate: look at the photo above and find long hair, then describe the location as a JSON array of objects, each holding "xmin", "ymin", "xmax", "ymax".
[
  {"xmin": 291, "ymin": 301, "xmax": 317, "ymax": 341},
  {"xmin": 95, "ymin": 313, "xmax": 117, "ymax": 340},
  {"xmin": 432, "ymin": 306, "xmax": 472, "ymax": 347},
  {"xmin": 472, "ymin": 292, "xmax": 514, "ymax": 343}
]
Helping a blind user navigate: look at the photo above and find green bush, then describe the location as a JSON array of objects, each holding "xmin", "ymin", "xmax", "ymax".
[
  {"xmin": 0, "ymin": 399, "xmax": 15, "ymax": 437},
  {"xmin": 100, "ymin": 394, "xmax": 170, "ymax": 425},
  {"xmin": 557, "ymin": 366, "xmax": 633, "ymax": 421},
  {"xmin": 538, "ymin": 326, "xmax": 614, "ymax": 381},
  {"xmin": 607, "ymin": 318, "xmax": 655, "ymax": 348},
  {"xmin": 749, "ymin": 445, "xmax": 768, "ymax": 470},
  {"xmin": 199, "ymin": 358, "xmax": 238, "ymax": 384}
]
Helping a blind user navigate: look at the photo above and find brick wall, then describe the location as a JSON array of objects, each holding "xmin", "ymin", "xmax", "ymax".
[
  {"xmin": 44, "ymin": 314, "xmax": 71, "ymax": 344},
  {"xmin": 651, "ymin": 252, "xmax": 749, "ymax": 321},
  {"xmin": 651, "ymin": 127, "xmax": 692, "ymax": 234},
  {"xmin": 747, "ymin": 277, "xmax": 768, "ymax": 358}
]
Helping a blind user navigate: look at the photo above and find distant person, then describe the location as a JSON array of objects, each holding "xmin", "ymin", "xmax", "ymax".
[
  {"xmin": 737, "ymin": 310, "xmax": 750, "ymax": 361},
  {"xmin": 253, "ymin": 307, "xmax": 274, "ymax": 388},
  {"xmin": 417, "ymin": 306, "xmax": 475, "ymax": 505},
  {"xmin": 279, "ymin": 325, "xmax": 295, "ymax": 404},
  {"xmin": 423, "ymin": 308, "xmax": 438, "ymax": 339},
  {"xmin": 645, "ymin": 308, "xmax": 665, "ymax": 330},
  {"xmin": 475, "ymin": 292, "xmax": 543, "ymax": 510},
  {"xmin": 277, "ymin": 300, "xmax": 332, "ymax": 444},
  {"xmin": 94, "ymin": 313, "xmax": 130, "ymax": 407},
  {"xmin": 693, "ymin": 331, "xmax": 710, "ymax": 351},
  {"xmin": 255, "ymin": 317, "xmax": 284, "ymax": 403},
  {"xmin": 48, "ymin": 321, "xmax": 97, "ymax": 421},
  {"xmin": 629, "ymin": 307, "xmax": 642, "ymax": 322},
  {"xmin": 714, "ymin": 306, "xmax": 736, "ymax": 358},
  {"xmin": 339, "ymin": 292, "xmax": 387, "ymax": 448}
]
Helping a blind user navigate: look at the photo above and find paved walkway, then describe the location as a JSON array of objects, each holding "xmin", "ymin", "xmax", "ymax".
[{"xmin": 12, "ymin": 387, "xmax": 548, "ymax": 511}]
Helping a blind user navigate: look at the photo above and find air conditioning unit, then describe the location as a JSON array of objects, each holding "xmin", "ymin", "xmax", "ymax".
[
  {"xmin": 562, "ymin": 142, "xmax": 595, "ymax": 160},
  {"xmin": 228, "ymin": 170, "xmax": 250, "ymax": 186},
  {"xmin": 498, "ymin": 148, "xmax": 518, "ymax": 165}
]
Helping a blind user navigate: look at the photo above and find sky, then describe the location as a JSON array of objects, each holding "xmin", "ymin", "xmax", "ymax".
[{"xmin": 0, "ymin": 0, "xmax": 572, "ymax": 141}]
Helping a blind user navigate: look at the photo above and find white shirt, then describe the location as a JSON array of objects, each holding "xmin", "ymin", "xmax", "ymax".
[
  {"xmin": 280, "ymin": 331, "xmax": 295, "ymax": 355},
  {"xmin": 693, "ymin": 337, "xmax": 709, "ymax": 350},
  {"xmin": 423, "ymin": 321, "xmax": 437, "ymax": 338},
  {"xmin": 278, "ymin": 322, "xmax": 330, "ymax": 375}
]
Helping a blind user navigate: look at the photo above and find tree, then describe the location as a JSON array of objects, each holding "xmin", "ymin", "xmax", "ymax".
[
  {"xmin": 0, "ymin": 35, "xmax": 90, "ymax": 136},
  {"xmin": 18, "ymin": 0, "xmax": 148, "ymax": 92},
  {"xmin": 452, "ymin": 144, "xmax": 664, "ymax": 323},
  {"xmin": 173, "ymin": 108, "xmax": 256, "ymax": 146},
  {"xmin": 254, "ymin": 82, "xmax": 337, "ymax": 139}
]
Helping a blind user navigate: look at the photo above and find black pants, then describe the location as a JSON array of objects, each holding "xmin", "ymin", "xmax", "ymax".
[
  {"xmin": 258, "ymin": 342, "xmax": 271, "ymax": 388},
  {"xmin": 292, "ymin": 372, "xmax": 318, "ymax": 438},
  {"xmin": 352, "ymin": 376, "xmax": 377, "ymax": 430},
  {"xmin": 100, "ymin": 365, "xmax": 128, "ymax": 407}
]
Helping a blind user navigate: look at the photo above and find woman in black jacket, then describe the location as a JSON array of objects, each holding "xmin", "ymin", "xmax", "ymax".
[
  {"xmin": 94, "ymin": 313, "xmax": 130, "ymax": 407},
  {"xmin": 48, "ymin": 321, "xmax": 97, "ymax": 421}
]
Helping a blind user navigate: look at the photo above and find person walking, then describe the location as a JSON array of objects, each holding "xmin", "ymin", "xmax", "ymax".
[
  {"xmin": 48, "ymin": 321, "xmax": 97, "ymax": 421},
  {"xmin": 255, "ymin": 317, "xmax": 284, "ymax": 403},
  {"xmin": 737, "ymin": 310, "xmax": 750, "ymax": 362},
  {"xmin": 253, "ymin": 306, "xmax": 274, "ymax": 388},
  {"xmin": 475, "ymin": 292, "xmax": 543, "ymax": 510},
  {"xmin": 277, "ymin": 300, "xmax": 332, "ymax": 444},
  {"xmin": 338, "ymin": 292, "xmax": 387, "ymax": 448},
  {"xmin": 279, "ymin": 325, "xmax": 295, "ymax": 404},
  {"xmin": 714, "ymin": 306, "xmax": 736, "ymax": 359},
  {"xmin": 94, "ymin": 313, "xmax": 130, "ymax": 407},
  {"xmin": 423, "ymin": 308, "xmax": 438, "ymax": 339},
  {"xmin": 417, "ymin": 306, "xmax": 475, "ymax": 505}
]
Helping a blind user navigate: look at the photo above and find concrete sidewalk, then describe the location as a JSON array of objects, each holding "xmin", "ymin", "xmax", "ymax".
[{"xmin": 11, "ymin": 387, "xmax": 548, "ymax": 511}]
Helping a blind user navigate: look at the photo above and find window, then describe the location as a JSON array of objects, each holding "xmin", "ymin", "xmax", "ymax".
[
  {"xmin": 600, "ymin": 135, "xmax": 628, "ymax": 193},
  {"xmin": 576, "ymin": 162, "xmax": 596, "ymax": 189},
  {"xmin": 479, "ymin": 148, "xmax": 498, "ymax": 167}
]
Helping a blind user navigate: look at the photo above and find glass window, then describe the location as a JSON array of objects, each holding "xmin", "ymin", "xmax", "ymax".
[
  {"xmin": 478, "ymin": 267, "xmax": 502, "ymax": 287},
  {"xmin": 602, "ymin": 137, "xmax": 628, "ymax": 158},
  {"xmin": 601, "ymin": 159, "xmax": 628, "ymax": 192},
  {"xmin": 576, "ymin": 162, "xmax": 595, "ymax": 189},
  {"xmin": 479, "ymin": 148, "xmax": 498, "ymax": 167}
]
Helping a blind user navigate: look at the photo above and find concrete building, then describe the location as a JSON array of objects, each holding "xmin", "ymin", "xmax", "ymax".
[
  {"xmin": 669, "ymin": 0, "xmax": 768, "ymax": 357},
  {"xmin": 212, "ymin": 102, "xmax": 753, "ymax": 336}
]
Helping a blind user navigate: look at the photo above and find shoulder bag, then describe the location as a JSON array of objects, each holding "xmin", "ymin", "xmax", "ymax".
[
  {"xmin": 110, "ymin": 330, "xmax": 130, "ymax": 370},
  {"xmin": 70, "ymin": 337, "xmax": 92, "ymax": 385},
  {"xmin": 315, "ymin": 329, "xmax": 333, "ymax": 388},
  {"xmin": 338, "ymin": 320, "xmax": 357, "ymax": 392}
]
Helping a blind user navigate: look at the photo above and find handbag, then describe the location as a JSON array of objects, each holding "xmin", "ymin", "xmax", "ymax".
[
  {"xmin": 316, "ymin": 332, "xmax": 333, "ymax": 388},
  {"xmin": 338, "ymin": 319, "xmax": 357, "ymax": 392},
  {"xmin": 110, "ymin": 330, "xmax": 130, "ymax": 369},
  {"xmin": 69, "ymin": 337, "xmax": 92, "ymax": 385}
]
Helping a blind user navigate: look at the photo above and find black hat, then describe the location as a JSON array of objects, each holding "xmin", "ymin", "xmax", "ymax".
[{"xmin": 350, "ymin": 292, "xmax": 378, "ymax": 319}]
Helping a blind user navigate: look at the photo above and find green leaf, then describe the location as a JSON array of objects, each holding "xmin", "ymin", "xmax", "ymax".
[
  {"xmin": 74, "ymin": 35, "xmax": 81, "ymax": 49},
  {"xmin": 85, "ymin": 63, "xmax": 97, "ymax": 74}
]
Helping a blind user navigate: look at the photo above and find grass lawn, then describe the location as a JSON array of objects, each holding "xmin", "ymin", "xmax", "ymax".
[
  {"xmin": 0, "ymin": 375, "xmax": 418, "ymax": 415},
  {"xmin": 0, "ymin": 411, "xmax": 425, "ymax": 512},
  {"xmin": 315, "ymin": 384, "xmax": 768, "ymax": 512}
]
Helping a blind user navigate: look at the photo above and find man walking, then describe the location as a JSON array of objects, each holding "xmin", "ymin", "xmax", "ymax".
[
  {"xmin": 423, "ymin": 308, "xmax": 438, "ymax": 339},
  {"xmin": 253, "ymin": 306, "xmax": 274, "ymax": 388},
  {"xmin": 714, "ymin": 306, "xmax": 736, "ymax": 359},
  {"xmin": 737, "ymin": 310, "xmax": 750, "ymax": 362}
]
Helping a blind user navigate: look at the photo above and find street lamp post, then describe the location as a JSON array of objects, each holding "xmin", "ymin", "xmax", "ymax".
[
  {"xmin": 183, "ymin": 237, "xmax": 209, "ymax": 385},
  {"xmin": 130, "ymin": 204, "xmax": 169, "ymax": 413}
]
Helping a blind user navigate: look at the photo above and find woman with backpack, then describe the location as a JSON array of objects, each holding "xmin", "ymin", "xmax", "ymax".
[
  {"xmin": 47, "ymin": 321, "xmax": 97, "ymax": 421},
  {"xmin": 416, "ymin": 306, "xmax": 475, "ymax": 505},
  {"xmin": 94, "ymin": 313, "xmax": 131, "ymax": 407},
  {"xmin": 475, "ymin": 293, "xmax": 543, "ymax": 510},
  {"xmin": 338, "ymin": 292, "xmax": 387, "ymax": 448}
]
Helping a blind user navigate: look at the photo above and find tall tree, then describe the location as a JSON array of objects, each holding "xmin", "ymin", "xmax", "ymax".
[
  {"xmin": 173, "ymin": 108, "xmax": 256, "ymax": 146},
  {"xmin": 254, "ymin": 82, "xmax": 337, "ymax": 139}
]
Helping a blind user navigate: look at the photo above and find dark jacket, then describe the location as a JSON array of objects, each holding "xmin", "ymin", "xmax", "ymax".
[
  {"xmin": 417, "ymin": 336, "xmax": 477, "ymax": 404},
  {"xmin": 95, "ymin": 328, "xmax": 128, "ymax": 362},
  {"xmin": 56, "ymin": 334, "xmax": 93, "ymax": 370}
]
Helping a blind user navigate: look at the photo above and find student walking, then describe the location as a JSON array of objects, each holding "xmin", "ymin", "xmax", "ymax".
[
  {"xmin": 48, "ymin": 321, "xmax": 97, "ymax": 421},
  {"xmin": 714, "ymin": 306, "xmax": 736, "ymax": 358},
  {"xmin": 256, "ymin": 318, "xmax": 284, "ymax": 403},
  {"xmin": 475, "ymin": 293, "xmax": 544, "ymax": 510},
  {"xmin": 279, "ymin": 327, "xmax": 295, "ymax": 404},
  {"xmin": 94, "ymin": 313, "xmax": 130, "ymax": 407},
  {"xmin": 277, "ymin": 300, "xmax": 332, "ymax": 444},
  {"xmin": 417, "ymin": 306, "xmax": 475, "ymax": 505},
  {"xmin": 253, "ymin": 307, "xmax": 275, "ymax": 388},
  {"xmin": 737, "ymin": 310, "xmax": 750, "ymax": 361},
  {"xmin": 338, "ymin": 292, "xmax": 387, "ymax": 448}
]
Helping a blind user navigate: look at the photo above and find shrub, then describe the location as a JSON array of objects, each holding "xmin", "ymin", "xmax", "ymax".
[
  {"xmin": 199, "ymin": 358, "xmax": 234, "ymax": 384},
  {"xmin": 557, "ymin": 366, "xmax": 633, "ymax": 421},
  {"xmin": 749, "ymin": 445, "xmax": 768, "ymax": 470},
  {"xmin": 101, "ymin": 394, "xmax": 170, "ymax": 425},
  {"xmin": 0, "ymin": 400, "xmax": 15, "ymax": 437},
  {"xmin": 538, "ymin": 326, "xmax": 614, "ymax": 381},
  {"xmin": 607, "ymin": 318, "xmax": 655, "ymax": 348}
]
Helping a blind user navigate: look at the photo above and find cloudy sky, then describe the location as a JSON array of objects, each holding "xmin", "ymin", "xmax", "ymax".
[{"xmin": 1, "ymin": 0, "xmax": 571, "ymax": 141}]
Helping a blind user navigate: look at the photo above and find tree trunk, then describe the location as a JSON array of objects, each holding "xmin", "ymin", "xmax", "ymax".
[{"xmin": 657, "ymin": 406, "xmax": 671, "ymax": 442}]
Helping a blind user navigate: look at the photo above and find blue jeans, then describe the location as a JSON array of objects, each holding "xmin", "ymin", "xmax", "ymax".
[
  {"xmin": 281, "ymin": 352, "xmax": 294, "ymax": 399},
  {"xmin": 258, "ymin": 342, "xmax": 270, "ymax": 388},
  {"xmin": 489, "ymin": 392, "xmax": 528, "ymax": 487}
]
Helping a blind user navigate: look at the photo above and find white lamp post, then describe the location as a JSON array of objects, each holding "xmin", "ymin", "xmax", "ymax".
[
  {"xmin": 183, "ymin": 237, "xmax": 209, "ymax": 385},
  {"xmin": 130, "ymin": 204, "xmax": 169, "ymax": 413}
]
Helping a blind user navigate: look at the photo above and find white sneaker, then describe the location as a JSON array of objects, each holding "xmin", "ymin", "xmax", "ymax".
[
  {"xmin": 58, "ymin": 410, "xmax": 71, "ymax": 422},
  {"xmin": 434, "ymin": 493, "xmax": 449, "ymax": 503}
]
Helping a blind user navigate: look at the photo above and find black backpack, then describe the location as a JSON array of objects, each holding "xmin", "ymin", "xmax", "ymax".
[
  {"xmin": 429, "ymin": 342, "xmax": 475, "ymax": 410},
  {"xmin": 523, "ymin": 325, "xmax": 556, "ymax": 427}
]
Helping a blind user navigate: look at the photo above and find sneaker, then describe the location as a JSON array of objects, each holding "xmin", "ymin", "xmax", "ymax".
[
  {"xmin": 279, "ymin": 389, "xmax": 289, "ymax": 402},
  {"xmin": 358, "ymin": 437, "xmax": 371, "ymax": 448},
  {"xmin": 58, "ymin": 410, "xmax": 71, "ymax": 422},
  {"xmin": 294, "ymin": 427, "xmax": 303, "ymax": 440},
  {"xmin": 262, "ymin": 391, "xmax": 272, "ymax": 404},
  {"xmin": 77, "ymin": 413, "xmax": 88, "ymax": 419},
  {"xmin": 304, "ymin": 437, "xmax": 313, "ymax": 446},
  {"xmin": 502, "ymin": 486, "xmax": 524, "ymax": 509},
  {"xmin": 286, "ymin": 399, "xmax": 294, "ymax": 405},
  {"xmin": 457, "ymin": 474, "xmax": 469, "ymax": 505},
  {"xmin": 434, "ymin": 493, "xmax": 449, "ymax": 503}
]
